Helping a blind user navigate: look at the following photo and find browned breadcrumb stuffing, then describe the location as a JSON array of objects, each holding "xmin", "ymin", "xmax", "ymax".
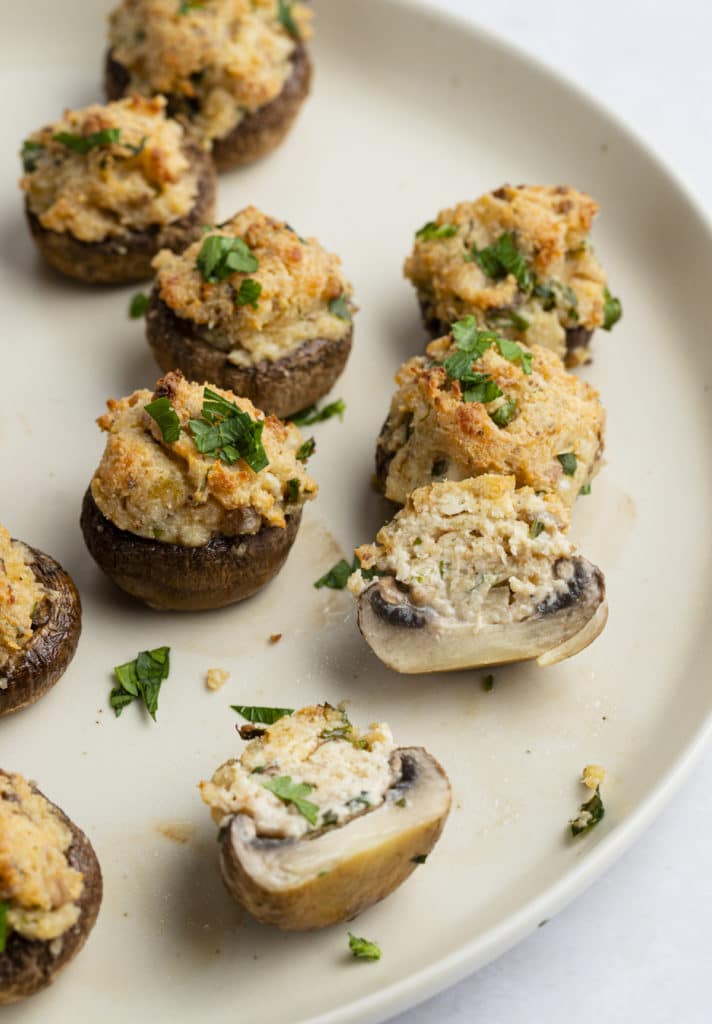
[
  {"xmin": 21, "ymin": 96, "xmax": 198, "ymax": 243},
  {"xmin": 206, "ymin": 668, "xmax": 230, "ymax": 692},
  {"xmin": 0, "ymin": 527, "xmax": 45, "ymax": 672}
]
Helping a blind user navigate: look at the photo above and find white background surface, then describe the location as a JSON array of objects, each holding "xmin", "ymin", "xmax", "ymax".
[{"xmin": 393, "ymin": 2, "xmax": 712, "ymax": 1023}]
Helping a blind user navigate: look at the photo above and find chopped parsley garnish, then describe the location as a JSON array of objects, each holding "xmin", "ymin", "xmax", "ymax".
[
  {"xmin": 483, "ymin": 673, "xmax": 495, "ymax": 692},
  {"xmin": 296, "ymin": 437, "xmax": 316, "ymax": 462},
  {"xmin": 602, "ymin": 287, "xmax": 622, "ymax": 330},
  {"xmin": 348, "ymin": 932, "xmax": 382, "ymax": 961},
  {"xmin": 579, "ymin": 482, "xmax": 592, "ymax": 496},
  {"xmin": 570, "ymin": 787, "xmax": 605, "ymax": 837},
  {"xmin": 285, "ymin": 478, "xmax": 300, "ymax": 502},
  {"xmin": 235, "ymin": 278, "xmax": 262, "ymax": 308},
  {"xmin": 196, "ymin": 235, "xmax": 259, "ymax": 283},
  {"xmin": 53, "ymin": 128, "xmax": 121, "ymax": 154},
  {"xmin": 328, "ymin": 295, "xmax": 352, "ymax": 321},
  {"xmin": 289, "ymin": 399, "xmax": 346, "ymax": 426},
  {"xmin": 529, "ymin": 520, "xmax": 545, "ymax": 538},
  {"xmin": 262, "ymin": 776, "xmax": 318, "ymax": 825},
  {"xmin": 189, "ymin": 386, "xmax": 268, "ymax": 473},
  {"xmin": 125, "ymin": 135, "xmax": 148, "ymax": 157},
  {"xmin": 347, "ymin": 792, "xmax": 371, "ymax": 810},
  {"xmin": 0, "ymin": 901, "xmax": 7, "ymax": 953},
  {"xmin": 231, "ymin": 705, "xmax": 294, "ymax": 725},
  {"xmin": 415, "ymin": 221, "xmax": 458, "ymax": 241},
  {"xmin": 442, "ymin": 317, "xmax": 532, "ymax": 406},
  {"xmin": 21, "ymin": 139, "xmax": 44, "ymax": 172},
  {"xmin": 489, "ymin": 398, "xmax": 517, "ymax": 428},
  {"xmin": 411, "ymin": 854, "xmax": 428, "ymax": 864},
  {"xmin": 322, "ymin": 810, "xmax": 338, "ymax": 826},
  {"xmin": 129, "ymin": 291, "xmax": 149, "ymax": 319},
  {"xmin": 395, "ymin": 797, "xmax": 407, "ymax": 808},
  {"xmin": 111, "ymin": 646, "xmax": 170, "ymax": 720},
  {"xmin": 314, "ymin": 555, "xmax": 383, "ymax": 590},
  {"xmin": 557, "ymin": 452, "xmax": 577, "ymax": 476},
  {"xmin": 467, "ymin": 232, "xmax": 532, "ymax": 293},
  {"xmin": 145, "ymin": 396, "xmax": 181, "ymax": 443},
  {"xmin": 278, "ymin": 0, "xmax": 300, "ymax": 37},
  {"xmin": 179, "ymin": 0, "xmax": 204, "ymax": 11},
  {"xmin": 487, "ymin": 308, "xmax": 530, "ymax": 332}
]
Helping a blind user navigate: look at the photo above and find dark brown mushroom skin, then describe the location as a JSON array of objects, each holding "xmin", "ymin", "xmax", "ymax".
[
  {"xmin": 0, "ymin": 773, "xmax": 102, "ymax": 1005},
  {"xmin": 80, "ymin": 489, "xmax": 302, "ymax": 611},
  {"xmin": 24, "ymin": 139, "xmax": 216, "ymax": 285},
  {"xmin": 0, "ymin": 547, "xmax": 81, "ymax": 719},
  {"xmin": 416, "ymin": 297, "xmax": 594, "ymax": 367},
  {"xmin": 145, "ymin": 290, "xmax": 353, "ymax": 419},
  {"xmin": 105, "ymin": 44, "xmax": 312, "ymax": 171}
]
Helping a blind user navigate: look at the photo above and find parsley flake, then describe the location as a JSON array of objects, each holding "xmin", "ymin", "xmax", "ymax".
[
  {"xmin": 468, "ymin": 232, "xmax": 532, "ymax": 293},
  {"xmin": 262, "ymin": 776, "xmax": 318, "ymax": 824},
  {"xmin": 328, "ymin": 295, "xmax": 352, "ymax": 320},
  {"xmin": 53, "ymin": 128, "xmax": 121, "ymax": 154},
  {"xmin": 557, "ymin": 452, "xmax": 577, "ymax": 476},
  {"xmin": 487, "ymin": 308, "xmax": 530, "ymax": 332},
  {"xmin": 145, "ymin": 396, "xmax": 181, "ymax": 443},
  {"xmin": 0, "ymin": 901, "xmax": 8, "ymax": 953},
  {"xmin": 235, "ymin": 278, "xmax": 262, "ymax": 308},
  {"xmin": 188, "ymin": 386, "xmax": 268, "ymax": 473},
  {"xmin": 529, "ymin": 520, "xmax": 545, "ymax": 539},
  {"xmin": 415, "ymin": 221, "xmax": 458, "ymax": 241},
  {"xmin": 483, "ymin": 673, "xmax": 495, "ymax": 692},
  {"xmin": 289, "ymin": 399, "xmax": 345, "ymax": 426},
  {"xmin": 129, "ymin": 292, "xmax": 149, "ymax": 319},
  {"xmin": 178, "ymin": 0, "xmax": 204, "ymax": 11},
  {"xmin": 111, "ymin": 646, "xmax": 170, "ymax": 721},
  {"xmin": 602, "ymin": 288, "xmax": 622, "ymax": 330},
  {"xmin": 411, "ymin": 854, "xmax": 428, "ymax": 864},
  {"xmin": 196, "ymin": 235, "xmax": 259, "ymax": 283},
  {"xmin": 348, "ymin": 932, "xmax": 382, "ymax": 961},
  {"xmin": 21, "ymin": 139, "xmax": 44, "ymax": 172},
  {"xmin": 278, "ymin": 0, "xmax": 300, "ymax": 37},
  {"xmin": 314, "ymin": 558, "xmax": 353, "ymax": 590},
  {"xmin": 570, "ymin": 787, "xmax": 605, "ymax": 837},
  {"xmin": 489, "ymin": 398, "xmax": 517, "ymax": 428},
  {"xmin": 296, "ymin": 437, "xmax": 316, "ymax": 462},
  {"xmin": 231, "ymin": 705, "xmax": 294, "ymax": 725},
  {"xmin": 579, "ymin": 482, "xmax": 592, "ymax": 496},
  {"xmin": 285, "ymin": 478, "xmax": 300, "ymax": 503}
]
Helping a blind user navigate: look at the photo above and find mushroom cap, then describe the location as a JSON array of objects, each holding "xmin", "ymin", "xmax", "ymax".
[
  {"xmin": 357, "ymin": 557, "xmax": 607, "ymax": 674},
  {"xmin": 219, "ymin": 747, "xmax": 451, "ymax": 930},
  {"xmin": 0, "ymin": 545, "xmax": 81, "ymax": 718}
]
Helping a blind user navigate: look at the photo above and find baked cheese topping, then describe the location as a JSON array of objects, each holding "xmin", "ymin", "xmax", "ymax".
[
  {"xmin": 200, "ymin": 705, "xmax": 396, "ymax": 840},
  {"xmin": 0, "ymin": 527, "xmax": 45, "ymax": 672},
  {"xmin": 108, "ymin": 0, "xmax": 312, "ymax": 143},
  {"xmin": 404, "ymin": 185, "xmax": 609, "ymax": 362},
  {"xmin": 153, "ymin": 206, "xmax": 354, "ymax": 365},
  {"xmin": 91, "ymin": 371, "xmax": 317, "ymax": 547},
  {"xmin": 350, "ymin": 475, "xmax": 575, "ymax": 625},
  {"xmin": 378, "ymin": 336, "xmax": 604, "ymax": 507},
  {"xmin": 0, "ymin": 772, "xmax": 84, "ymax": 943},
  {"xmin": 21, "ymin": 96, "xmax": 199, "ymax": 243}
]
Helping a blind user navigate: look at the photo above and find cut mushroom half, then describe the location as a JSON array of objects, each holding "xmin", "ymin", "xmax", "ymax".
[
  {"xmin": 218, "ymin": 747, "xmax": 451, "ymax": 930},
  {"xmin": 349, "ymin": 475, "xmax": 608, "ymax": 674}
]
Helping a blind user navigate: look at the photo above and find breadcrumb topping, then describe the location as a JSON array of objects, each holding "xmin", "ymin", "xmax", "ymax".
[
  {"xmin": 0, "ymin": 772, "xmax": 83, "ymax": 942},
  {"xmin": 21, "ymin": 96, "xmax": 198, "ymax": 243},
  {"xmin": 109, "ymin": 0, "xmax": 312, "ymax": 142},
  {"xmin": 404, "ymin": 184, "xmax": 610, "ymax": 361},
  {"xmin": 0, "ymin": 527, "xmax": 45, "ymax": 672},
  {"xmin": 91, "ymin": 371, "xmax": 317, "ymax": 547},
  {"xmin": 153, "ymin": 206, "xmax": 354, "ymax": 365}
]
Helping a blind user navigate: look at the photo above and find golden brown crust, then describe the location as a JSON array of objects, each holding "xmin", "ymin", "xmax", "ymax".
[
  {"xmin": 24, "ymin": 139, "xmax": 216, "ymax": 284},
  {"xmin": 0, "ymin": 774, "xmax": 102, "ymax": 1005},
  {"xmin": 80, "ymin": 488, "xmax": 302, "ymax": 610},
  {"xmin": 0, "ymin": 547, "xmax": 81, "ymax": 719}
]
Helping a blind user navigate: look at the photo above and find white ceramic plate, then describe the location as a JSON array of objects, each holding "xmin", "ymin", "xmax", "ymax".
[{"xmin": 3, "ymin": 1, "xmax": 712, "ymax": 1021}]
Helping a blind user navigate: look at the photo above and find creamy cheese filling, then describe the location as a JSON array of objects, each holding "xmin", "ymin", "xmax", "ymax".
[
  {"xmin": 378, "ymin": 338, "xmax": 604, "ymax": 508},
  {"xmin": 200, "ymin": 705, "xmax": 396, "ymax": 840},
  {"xmin": 153, "ymin": 206, "xmax": 353, "ymax": 365},
  {"xmin": 0, "ymin": 773, "xmax": 84, "ymax": 943},
  {"xmin": 21, "ymin": 96, "xmax": 198, "ymax": 243},
  {"xmin": 0, "ymin": 528, "xmax": 45, "ymax": 671},
  {"xmin": 91, "ymin": 372, "xmax": 317, "ymax": 547},
  {"xmin": 109, "ymin": 0, "xmax": 312, "ymax": 142},
  {"xmin": 350, "ymin": 476, "xmax": 576, "ymax": 625},
  {"xmin": 404, "ymin": 185, "xmax": 609, "ymax": 361}
]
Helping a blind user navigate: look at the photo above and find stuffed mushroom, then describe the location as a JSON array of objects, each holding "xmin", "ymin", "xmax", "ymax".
[
  {"xmin": 80, "ymin": 370, "xmax": 316, "ymax": 610},
  {"xmin": 0, "ymin": 525, "xmax": 81, "ymax": 718},
  {"xmin": 200, "ymin": 704, "xmax": 451, "ymax": 929},
  {"xmin": 0, "ymin": 771, "xmax": 102, "ymax": 1004},
  {"xmin": 349, "ymin": 475, "xmax": 607, "ymax": 673},
  {"xmin": 105, "ymin": 0, "xmax": 313, "ymax": 170},
  {"xmin": 376, "ymin": 319, "xmax": 605, "ymax": 508},
  {"xmin": 404, "ymin": 184, "xmax": 622, "ymax": 366},
  {"xmin": 146, "ymin": 206, "xmax": 355, "ymax": 417},
  {"xmin": 19, "ymin": 96, "xmax": 216, "ymax": 284}
]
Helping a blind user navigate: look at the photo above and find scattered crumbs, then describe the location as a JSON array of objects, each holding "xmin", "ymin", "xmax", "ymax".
[
  {"xmin": 206, "ymin": 667, "xmax": 229, "ymax": 692},
  {"xmin": 155, "ymin": 821, "xmax": 197, "ymax": 845},
  {"xmin": 582, "ymin": 764, "xmax": 606, "ymax": 790},
  {"xmin": 525, "ymin": 749, "xmax": 532, "ymax": 754},
  {"xmin": 538, "ymin": 919, "xmax": 549, "ymax": 928},
  {"xmin": 269, "ymin": 633, "xmax": 283, "ymax": 645},
  {"xmin": 483, "ymin": 673, "xmax": 494, "ymax": 692},
  {"xmin": 602, "ymin": 715, "xmax": 608, "ymax": 721},
  {"xmin": 123, "ymin": 912, "xmax": 129, "ymax": 918},
  {"xmin": 600, "ymin": 142, "xmax": 608, "ymax": 154}
]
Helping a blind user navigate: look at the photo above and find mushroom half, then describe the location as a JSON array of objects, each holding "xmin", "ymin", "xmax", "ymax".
[
  {"xmin": 218, "ymin": 746, "xmax": 451, "ymax": 930},
  {"xmin": 350, "ymin": 475, "xmax": 607, "ymax": 674}
]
